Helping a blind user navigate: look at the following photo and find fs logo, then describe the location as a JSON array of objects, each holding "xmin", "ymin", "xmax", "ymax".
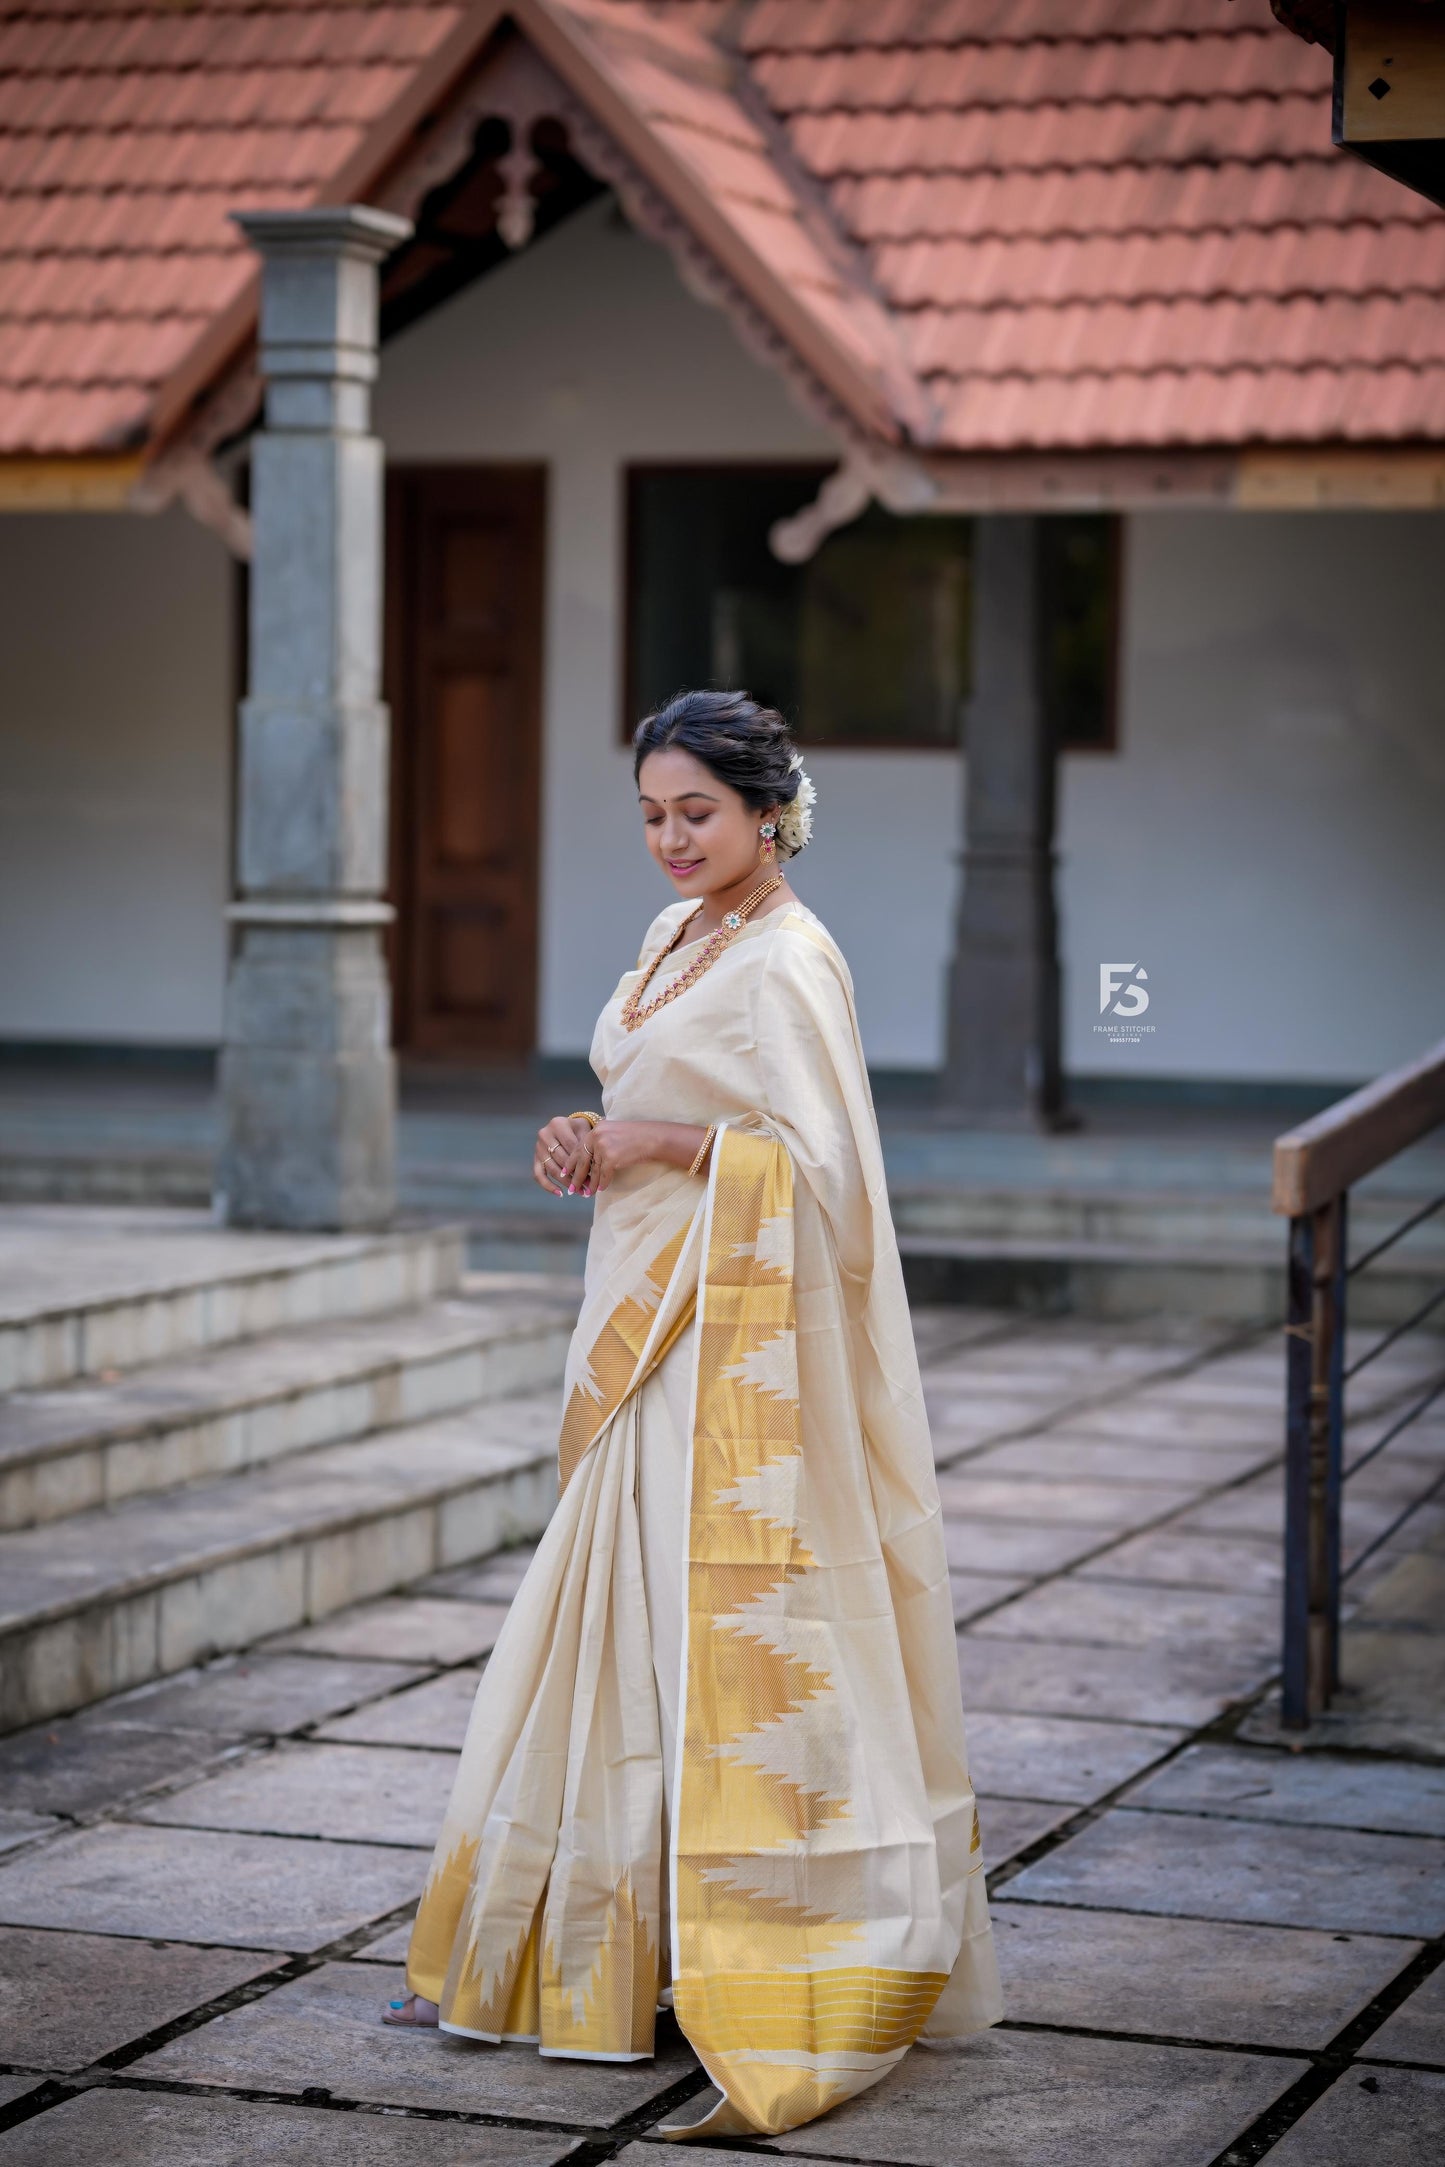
[{"xmin": 1100, "ymin": 963, "xmax": 1149, "ymax": 1018}]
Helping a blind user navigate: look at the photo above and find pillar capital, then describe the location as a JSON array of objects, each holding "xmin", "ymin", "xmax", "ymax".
[{"xmin": 232, "ymin": 204, "xmax": 413, "ymax": 434}]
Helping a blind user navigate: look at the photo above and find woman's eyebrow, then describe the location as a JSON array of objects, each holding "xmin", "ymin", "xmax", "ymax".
[{"xmin": 638, "ymin": 790, "xmax": 720, "ymax": 804}]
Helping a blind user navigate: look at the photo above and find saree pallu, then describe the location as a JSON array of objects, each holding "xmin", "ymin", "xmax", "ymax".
[{"xmin": 405, "ymin": 902, "xmax": 1003, "ymax": 2140}]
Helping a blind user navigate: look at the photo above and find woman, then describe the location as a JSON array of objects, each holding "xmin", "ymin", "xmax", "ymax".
[{"xmin": 383, "ymin": 690, "xmax": 1002, "ymax": 2141}]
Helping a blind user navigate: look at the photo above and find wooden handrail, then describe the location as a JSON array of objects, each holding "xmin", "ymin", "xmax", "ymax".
[{"xmin": 1272, "ymin": 1036, "xmax": 1445, "ymax": 1217}]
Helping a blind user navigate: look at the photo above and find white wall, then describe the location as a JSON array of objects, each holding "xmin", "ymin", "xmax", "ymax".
[
  {"xmin": 3, "ymin": 194, "xmax": 1441, "ymax": 1081},
  {"xmin": 0, "ymin": 507, "xmax": 233, "ymax": 1044},
  {"xmin": 374, "ymin": 195, "xmax": 959, "ymax": 1067},
  {"xmin": 379, "ymin": 198, "xmax": 1445, "ymax": 1080},
  {"xmin": 1062, "ymin": 510, "xmax": 1445, "ymax": 1082}
]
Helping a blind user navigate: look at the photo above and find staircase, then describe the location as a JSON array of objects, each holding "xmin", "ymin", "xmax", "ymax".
[
  {"xmin": 0, "ymin": 1209, "xmax": 576, "ymax": 1733},
  {"xmin": 891, "ymin": 1177, "xmax": 1445, "ymax": 1326}
]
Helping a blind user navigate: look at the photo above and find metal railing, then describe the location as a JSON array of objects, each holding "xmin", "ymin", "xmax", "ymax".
[{"xmin": 1272, "ymin": 1038, "xmax": 1445, "ymax": 1729}]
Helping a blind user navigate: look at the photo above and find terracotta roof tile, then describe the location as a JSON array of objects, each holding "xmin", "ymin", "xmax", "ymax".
[
  {"xmin": 0, "ymin": 0, "xmax": 1442, "ymax": 461},
  {"xmin": 752, "ymin": 31, "xmax": 1308, "ymax": 111},
  {"xmin": 789, "ymin": 95, "xmax": 1328, "ymax": 178}
]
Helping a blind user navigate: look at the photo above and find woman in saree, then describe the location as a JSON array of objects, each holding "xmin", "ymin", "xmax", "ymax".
[{"xmin": 383, "ymin": 690, "xmax": 1003, "ymax": 2141}]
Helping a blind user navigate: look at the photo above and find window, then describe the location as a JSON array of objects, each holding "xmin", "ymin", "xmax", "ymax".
[{"xmin": 624, "ymin": 465, "xmax": 1119, "ymax": 752}]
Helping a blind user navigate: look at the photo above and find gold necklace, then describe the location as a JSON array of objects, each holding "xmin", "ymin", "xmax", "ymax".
[{"xmin": 621, "ymin": 875, "xmax": 784, "ymax": 1031}]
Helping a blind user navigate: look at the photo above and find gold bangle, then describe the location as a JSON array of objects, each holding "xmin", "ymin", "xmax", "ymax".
[
  {"xmin": 687, "ymin": 1123, "xmax": 716, "ymax": 1179},
  {"xmin": 568, "ymin": 1110, "xmax": 601, "ymax": 1129}
]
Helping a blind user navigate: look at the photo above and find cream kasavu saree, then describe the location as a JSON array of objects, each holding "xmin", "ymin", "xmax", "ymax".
[{"xmin": 405, "ymin": 899, "xmax": 1003, "ymax": 2140}]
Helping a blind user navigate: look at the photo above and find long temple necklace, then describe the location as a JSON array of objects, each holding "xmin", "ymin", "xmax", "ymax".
[{"xmin": 620, "ymin": 874, "xmax": 784, "ymax": 1031}]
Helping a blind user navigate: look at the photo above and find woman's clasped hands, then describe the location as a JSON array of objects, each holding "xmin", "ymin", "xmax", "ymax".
[
  {"xmin": 532, "ymin": 1116, "xmax": 656, "ymax": 1199},
  {"xmin": 532, "ymin": 1116, "xmax": 709, "ymax": 1199}
]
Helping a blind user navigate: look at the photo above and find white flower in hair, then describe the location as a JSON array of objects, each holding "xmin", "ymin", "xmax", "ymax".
[{"xmin": 775, "ymin": 752, "xmax": 816, "ymax": 857}]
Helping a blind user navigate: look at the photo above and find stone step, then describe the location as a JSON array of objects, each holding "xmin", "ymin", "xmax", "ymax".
[
  {"xmin": 897, "ymin": 1234, "xmax": 1445, "ymax": 1329},
  {"xmin": 0, "ymin": 1209, "xmax": 465, "ymax": 1391},
  {"xmin": 0, "ymin": 1279, "xmax": 576, "ymax": 1532},
  {"xmin": 0, "ymin": 1391, "xmax": 563, "ymax": 1732},
  {"xmin": 890, "ymin": 1182, "xmax": 1445, "ymax": 1253}
]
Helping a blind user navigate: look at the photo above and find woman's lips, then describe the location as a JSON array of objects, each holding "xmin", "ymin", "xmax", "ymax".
[{"xmin": 667, "ymin": 858, "xmax": 704, "ymax": 874}]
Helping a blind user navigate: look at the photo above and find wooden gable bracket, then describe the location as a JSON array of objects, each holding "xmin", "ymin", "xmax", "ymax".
[{"xmin": 1335, "ymin": 0, "xmax": 1445, "ymax": 208}]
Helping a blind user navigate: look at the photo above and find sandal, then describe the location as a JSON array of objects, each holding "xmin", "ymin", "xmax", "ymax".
[{"xmin": 382, "ymin": 1993, "xmax": 439, "ymax": 2027}]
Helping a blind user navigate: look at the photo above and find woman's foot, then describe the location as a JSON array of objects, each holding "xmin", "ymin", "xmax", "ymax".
[{"xmin": 382, "ymin": 1993, "xmax": 439, "ymax": 2027}]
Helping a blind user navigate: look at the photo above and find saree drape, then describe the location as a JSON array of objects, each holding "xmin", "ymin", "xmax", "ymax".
[{"xmin": 405, "ymin": 900, "xmax": 1003, "ymax": 2140}]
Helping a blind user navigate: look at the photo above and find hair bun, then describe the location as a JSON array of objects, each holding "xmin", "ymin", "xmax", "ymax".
[{"xmin": 632, "ymin": 688, "xmax": 808, "ymax": 834}]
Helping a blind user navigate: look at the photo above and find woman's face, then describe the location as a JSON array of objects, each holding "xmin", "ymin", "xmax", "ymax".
[{"xmin": 637, "ymin": 746, "xmax": 774, "ymax": 901}]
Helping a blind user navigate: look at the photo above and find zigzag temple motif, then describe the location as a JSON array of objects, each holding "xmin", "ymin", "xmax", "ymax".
[
  {"xmin": 557, "ymin": 1219, "xmax": 696, "ymax": 1488},
  {"xmin": 669, "ymin": 1129, "xmax": 949, "ymax": 2141}
]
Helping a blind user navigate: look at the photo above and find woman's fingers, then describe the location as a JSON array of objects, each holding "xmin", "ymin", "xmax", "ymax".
[{"xmin": 533, "ymin": 1149, "xmax": 565, "ymax": 1197}]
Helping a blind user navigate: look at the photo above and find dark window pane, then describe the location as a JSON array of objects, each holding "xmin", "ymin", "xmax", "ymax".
[
  {"xmin": 799, "ymin": 506, "xmax": 970, "ymax": 746},
  {"xmin": 625, "ymin": 469, "xmax": 1117, "ymax": 752},
  {"xmin": 1039, "ymin": 514, "xmax": 1117, "ymax": 750}
]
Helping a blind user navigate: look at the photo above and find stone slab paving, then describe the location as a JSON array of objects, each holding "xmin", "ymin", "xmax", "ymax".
[
  {"xmin": 943, "ymin": 1519, "xmax": 1106, "ymax": 1575},
  {"xmin": 316, "ymin": 1668, "xmax": 485, "ymax": 1749},
  {"xmin": 3, "ymin": 1302, "xmax": 1442, "ymax": 2167},
  {"xmin": 965, "ymin": 1711, "xmax": 1186, "ymax": 1804},
  {"xmin": 0, "ymin": 2083, "xmax": 45, "ymax": 2115},
  {"xmin": 1259, "ymin": 2066, "xmax": 1445, "ymax": 2164},
  {"xmin": 1123, "ymin": 1743, "xmax": 1445, "ymax": 1837},
  {"xmin": 0, "ymin": 2090, "xmax": 587, "ymax": 2164},
  {"xmin": 270, "ymin": 1596, "xmax": 511, "ymax": 1665},
  {"xmin": 135, "ymin": 1741, "xmax": 458, "ymax": 1849},
  {"xmin": 948, "ymin": 1568, "xmax": 1028, "ymax": 1622},
  {"xmin": 1075, "ymin": 1526, "xmax": 1283, "ymax": 1592},
  {"xmin": 965, "ymin": 1434, "xmax": 1279, "ymax": 1485},
  {"xmin": 1004, "ymin": 1807, "xmax": 1445, "ymax": 1938},
  {"xmin": 990, "ymin": 1901, "xmax": 1419, "ymax": 2050},
  {"xmin": 969, "ymin": 1577, "xmax": 1281, "ymax": 1655},
  {"xmin": 1358, "ymin": 1965, "xmax": 1445, "ymax": 2066},
  {"xmin": 352, "ymin": 1917, "xmax": 417, "ymax": 1964},
  {"xmin": 0, "ymin": 1813, "xmax": 57, "ymax": 1857},
  {"xmin": 0, "ymin": 1713, "xmax": 249, "ymax": 1818},
  {"xmin": 1066, "ymin": 1400, "xmax": 1281, "ymax": 1443},
  {"xmin": 103, "ymin": 1653, "xmax": 430, "ymax": 1734},
  {"xmin": 134, "ymin": 1960, "xmax": 698, "ymax": 2125},
  {"xmin": 0, "ymin": 1927, "xmax": 279, "ymax": 2072},
  {"xmin": 420, "ymin": 1542, "xmax": 538, "ymax": 1600},
  {"xmin": 957, "ymin": 1631, "xmax": 1272, "ymax": 1727},
  {"xmin": 975, "ymin": 1797, "xmax": 1076, "ymax": 1870},
  {"xmin": 743, "ymin": 2031, "xmax": 1307, "ymax": 2166},
  {"xmin": 0, "ymin": 1823, "xmax": 421, "ymax": 1950},
  {"xmin": 936, "ymin": 1471, "xmax": 1197, "ymax": 1527}
]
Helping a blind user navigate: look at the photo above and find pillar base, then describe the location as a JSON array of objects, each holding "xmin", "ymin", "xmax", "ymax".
[{"xmin": 216, "ymin": 925, "xmax": 395, "ymax": 1230}]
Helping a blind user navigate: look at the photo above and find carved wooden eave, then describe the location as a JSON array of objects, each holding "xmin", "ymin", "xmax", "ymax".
[{"xmin": 134, "ymin": 0, "xmax": 938, "ymax": 552}]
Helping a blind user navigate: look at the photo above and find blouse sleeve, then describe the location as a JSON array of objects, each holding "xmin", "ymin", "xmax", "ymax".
[{"xmin": 752, "ymin": 915, "xmax": 888, "ymax": 1290}]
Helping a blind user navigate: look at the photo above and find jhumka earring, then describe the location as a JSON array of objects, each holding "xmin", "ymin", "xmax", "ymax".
[{"xmin": 758, "ymin": 821, "xmax": 777, "ymax": 864}]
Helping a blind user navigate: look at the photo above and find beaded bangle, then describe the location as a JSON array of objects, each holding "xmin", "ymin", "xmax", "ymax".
[
  {"xmin": 687, "ymin": 1123, "xmax": 717, "ymax": 1179},
  {"xmin": 568, "ymin": 1110, "xmax": 601, "ymax": 1129}
]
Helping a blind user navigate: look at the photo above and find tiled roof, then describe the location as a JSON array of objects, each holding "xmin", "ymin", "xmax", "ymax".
[
  {"xmin": 0, "ymin": 0, "xmax": 462, "ymax": 453},
  {"xmin": 738, "ymin": 0, "xmax": 1445, "ymax": 449},
  {"xmin": 2, "ymin": 0, "xmax": 1444, "ymax": 464}
]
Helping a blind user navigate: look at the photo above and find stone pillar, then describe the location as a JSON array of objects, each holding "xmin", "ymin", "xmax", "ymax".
[
  {"xmin": 217, "ymin": 205, "xmax": 412, "ymax": 1228},
  {"xmin": 942, "ymin": 515, "xmax": 1078, "ymax": 1130}
]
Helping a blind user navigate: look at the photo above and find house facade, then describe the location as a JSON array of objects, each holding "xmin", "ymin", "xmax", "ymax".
[{"xmin": 2, "ymin": 0, "xmax": 1444, "ymax": 1095}]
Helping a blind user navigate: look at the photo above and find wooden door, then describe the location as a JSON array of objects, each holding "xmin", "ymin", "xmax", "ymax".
[{"xmin": 387, "ymin": 467, "xmax": 545, "ymax": 1058}]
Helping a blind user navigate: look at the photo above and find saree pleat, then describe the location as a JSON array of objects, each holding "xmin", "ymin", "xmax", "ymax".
[{"xmin": 405, "ymin": 901, "xmax": 1002, "ymax": 2137}]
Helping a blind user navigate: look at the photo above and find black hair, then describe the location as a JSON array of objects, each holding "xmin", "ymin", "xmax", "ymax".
[{"xmin": 632, "ymin": 688, "xmax": 801, "ymax": 829}]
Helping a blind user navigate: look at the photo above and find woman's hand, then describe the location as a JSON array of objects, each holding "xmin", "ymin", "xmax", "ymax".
[
  {"xmin": 532, "ymin": 1117, "xmax": 711, "ymax": 1198},
  {"xmin": 533, "ymin": 1116, "xmax": 597, "ymax": 1198}
]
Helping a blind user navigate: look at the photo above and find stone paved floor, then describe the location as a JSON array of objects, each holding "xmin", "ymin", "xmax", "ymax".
[{"xmin": 1, "ymin": 1304, "xmax": 1442, "ymax": 2166}]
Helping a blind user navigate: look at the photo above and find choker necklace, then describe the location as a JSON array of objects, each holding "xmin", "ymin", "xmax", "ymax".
[{"xmin": 621, "ymin": 876, "xmax": 785, "ymax": 1031}]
